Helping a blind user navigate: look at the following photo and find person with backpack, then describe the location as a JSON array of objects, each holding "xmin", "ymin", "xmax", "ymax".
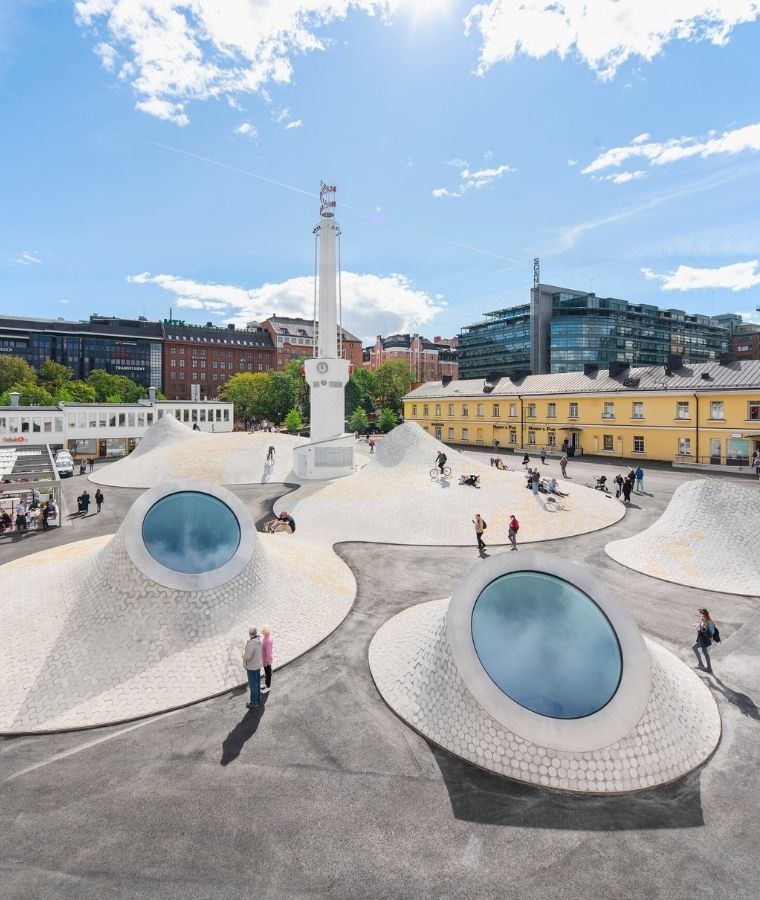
[
  {"xmin": 508, "ymin": 515, "xmax": 519, "ymax": 550},
  {"xmin": 473, "ymin": 513, "xmax": 487, "ymax": 552},
  {"xmin": 692, "ymin": 607, "xmax": 719, "ymax": 674}
]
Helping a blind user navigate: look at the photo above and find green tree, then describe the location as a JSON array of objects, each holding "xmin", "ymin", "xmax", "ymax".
[
  {"xmin": 374, "ymin": 360, "xmax": 413, "ymax": 413},
  {"xmin": 0, "ymin": 382, "xmax": 54, "ymax": 406},
  {"xmin": 87, "ymin": 369, "xmax": 146, "ymax": 402},
  {"xmin": 0, "ymin": 356, "xmax": 36, "ymax": 394},
  {"xmin": 348, "ymin": 407, "xmax": 369, "ymax": 433},
  {"xmin": 345, "ymin": 366, "xmax": 377, "ymax": 417},
  {"xmin": 38, "ymin": 360, "xmax": 73, "ymax": 394},
  {"xmin": 284, "ymin": 407, "xmax": 303, "ymax": 432},
  {"xmin": 377, "ymin": 407, "xmax": 398, "ymax": 433},
  {"xmin": 220, "ymin": 372, "xmax": 271, "ymax": 425},
  {"xmin": 282, "ymin": 357, "xmax": 310, "ymax": 419},
  {"xmin": 263, "ymin": 372, "xmax": 298, "ymax": 424},
  {"xmin": 69, "ymin": 380, "xmax": 97, "ymax": 403}
]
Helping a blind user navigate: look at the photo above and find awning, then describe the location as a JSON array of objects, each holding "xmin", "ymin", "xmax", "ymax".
[
  {"xmin": 739, "ymin": 430, "xmax": 760, "ymax": 438},
  {"xmin": 557, "ymin": 425, "xmax": 584, "ymax": 431}
]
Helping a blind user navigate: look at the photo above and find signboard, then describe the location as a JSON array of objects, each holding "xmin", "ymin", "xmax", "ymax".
[{"xmin": 3, "ymin": 435, "xmax": 27, "ymax": 444}]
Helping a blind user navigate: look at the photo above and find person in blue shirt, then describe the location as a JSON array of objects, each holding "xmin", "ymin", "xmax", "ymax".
[
  {"xmin": 693, "ymin": 607, "xmax": 716, "ymax": 673},
  {"xmin": 635, "ymin": 466, "xmax": 644, "ymax": 493}
]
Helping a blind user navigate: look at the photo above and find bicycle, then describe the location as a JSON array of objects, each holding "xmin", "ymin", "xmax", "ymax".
[
  {"xmin": 544, "ymin": 496, "xmax": 569, "ymax": 512},
  {"xmin": 430, "ymin": 465, "xmax": 452, "ymax": 480}
]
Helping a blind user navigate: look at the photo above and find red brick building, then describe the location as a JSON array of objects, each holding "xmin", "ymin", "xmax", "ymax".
[
  {"xmin": 161, "ymin": 321, "xmax": 275, "ymax": 401},
  {"xmin": 260, "ymin": 316, "xmax": 363, "ymax": 370},
  {"xmin": 732, "ymin": 326, "xmax": 760, "ymax": 361},
  {"xmin": 366, "ymin": 333, "xmax": 458, "ymax": 382}
]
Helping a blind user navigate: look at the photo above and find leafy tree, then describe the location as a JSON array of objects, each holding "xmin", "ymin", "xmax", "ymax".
[
  {"xmin": 345, "ymin": 366, "xmax": 377, "ymax": 417},
  {"xmin": 377, "ymin": 407, "xmax": 398, "ymax": 433},
  {"xmin": 374, "ymin": 360, "xmax": 413, "ymax": 413},
  {"xmin": 282, "ymin": 357, "xmax": 310, "ymax": 419},
  {"xmin": 0, "ymin": 382, "xmax": 53, "ymax": 406},
  {"xmin": 0, "ymin": 356, "xmax": 36, "ymax": 394},
  {"xmin": 348, "ymin": 407, "xmax": 369, "ymax": 433},
  {"xmin": 69, "ymin": 380, "xmax": 97, "ymax": 403},
  {"xmin": 284, "ymin": 407, "xmax": 303, "ymax": 432},
  {"xmin": 38, "ymin": 360, "xmax": 73, "ymax": 394},
  {"xmin": 263, "ymin": 372, "xmax": 298, "ymax": 424},
  {"xmin": 86, "ymin": 369, "xmax": 146, "ymax": 402},
  {"xmin": 220, "ymin": 372, "xmax": 271, "ymax": 425}
]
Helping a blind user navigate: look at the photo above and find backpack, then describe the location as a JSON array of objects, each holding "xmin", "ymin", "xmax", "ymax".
[
  {"xmin": 482, "ymin": 520, "xmax": 487, "ymax": 530},
  {"xmin": 712, "ymin": 624, "xmax": 721, "ymax": 643}
]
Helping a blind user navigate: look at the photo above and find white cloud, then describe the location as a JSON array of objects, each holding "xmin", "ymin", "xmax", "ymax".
[
  {"xmin": 593, "ymin": 169, "xmax": 647, "ymax": 184},
  {"xmin": 433, "ymin": 159, "xmax": 515, "ymax": 198},
  {"xmin": 15, "ymin": 250, "xmax": 42, "ymax": 265},
  {"xmin": 128, "ymin": 269, "xmax": 446, "ymax": 336},
  {"xmin": 135, "ymin": 98, "xmax": 189, "ymax": 126},
  {"xmin": 445, "ymin": 157, "xmax": 468, "ymax": 167},
  {"xmin": 234, "ymin": 121, "xmax": 257, "ymax": 138},
  {"xmin": 642, "ymin": 260, "xmax": 760, "ymax": 291},
  {"xmin": 285, "ymin": 119, "xmax": 302, "ymax": 129},
  {"xmin": 464, "ymin": 1, "xmax": 760, "ymax": 80},
  {"xmin": 583, "ymin": 122, "xmax": 760, "ymax": 175},
  {"xmin": 735, "ymin": 309, "xmax": 760, "ymax": 324},
  {"xmin": 59, "ymin": 299, "xmax": 70, "ymax": 304},
  {"xmin": 567, "ymin": 158, "xmax": 577, "ymax": 166},
  {"xmin": 75, "ymin": 0, "xmax": 404, "ymax": 125},
  {"xmin": 94, "ymin": 41, "xmax": 118, "ymax": 70}
]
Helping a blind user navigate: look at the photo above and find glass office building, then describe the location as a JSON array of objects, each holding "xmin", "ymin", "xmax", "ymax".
[
  {"xmin": 0, "ymin": 315, "xmax": 163, "ymax": 389},
  {"xmin": 457, "ymin": 304, "xmax": 531, "ymax": 379},
  {"xmin": 458, "ymin": 286, "xmax": 732, "ymax": 378}
]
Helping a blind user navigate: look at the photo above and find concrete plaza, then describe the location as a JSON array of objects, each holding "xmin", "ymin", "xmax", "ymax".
[{"xmin": 0, "ymin": 450, "xmax": 758, "ymax": 899}]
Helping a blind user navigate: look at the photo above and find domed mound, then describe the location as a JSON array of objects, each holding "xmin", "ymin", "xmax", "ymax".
[
  {"xmin": 606, "ymin": 480, "xmax": 760, "ymax": 595},
  {"xmin": 130, "ymin": 413, "xmax": 199, "ymax": 458},
  {"xmin": 376, "ymin": 422, "xmax": 472, "ymax": 469},
  {"xmin": 0, "ymin": 480, "xmax": 354, "ymax": 732}
]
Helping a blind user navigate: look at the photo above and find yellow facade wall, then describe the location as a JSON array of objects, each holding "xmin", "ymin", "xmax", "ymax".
[{"xmin": 403, "ymin": 390, "xmax": 760, "ymax": 465}]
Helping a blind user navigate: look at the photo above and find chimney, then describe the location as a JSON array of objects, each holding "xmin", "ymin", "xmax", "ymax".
[
  {"xmin": 148, "ymin": 386, "xmax": 157, "ymax": 404},
  {"xmin": 10, "ymin": 391, "xmax": 20, "ymax": 408}
]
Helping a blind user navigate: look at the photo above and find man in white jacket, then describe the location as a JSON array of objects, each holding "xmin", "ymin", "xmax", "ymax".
[{"xmin": 243, "ymin": 627, "xmax": 263, "ymax": 708}]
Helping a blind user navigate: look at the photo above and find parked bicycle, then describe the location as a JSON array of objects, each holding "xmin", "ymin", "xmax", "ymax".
[{"xmin": 544, "ymin": 496, "xmax": 569, "ymax": 512}]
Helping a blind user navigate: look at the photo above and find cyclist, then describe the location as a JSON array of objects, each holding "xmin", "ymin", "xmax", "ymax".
[
  {"xmin": 435, "ymin": 451, "xmax": 447, "ymax": 474},
  {"xmin": 266, "ymin": 446, "xmax": 275, "ymax": 463}
]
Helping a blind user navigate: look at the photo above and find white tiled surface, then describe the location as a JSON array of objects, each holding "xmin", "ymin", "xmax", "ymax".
[
  {"xmin": 92, "ymin": 418, "xmax": 307, "ymax": 487},
  {"xmin": 369, "ymin": 599, "xmax": 721, "ymax": 794},
  {"xmin": 0, "ymin": 527, "xmax": 354, "ymax": 733},
  {"xmin": 606, "ymin": 479, "xmax": 760, "ymax": 596},
  {"xmin": 280, "ymin": 423, "xmax": 625, "ymax": 545}
]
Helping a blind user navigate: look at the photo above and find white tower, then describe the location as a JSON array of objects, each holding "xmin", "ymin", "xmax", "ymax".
[{"xmin": 293, "ymin": 184, "xmax": 355, "ymax": 479}]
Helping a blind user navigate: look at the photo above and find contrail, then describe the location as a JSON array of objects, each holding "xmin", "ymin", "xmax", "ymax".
[{"xmin": 139, "ymin": 139, "xmax": 527, "ymax": 267}]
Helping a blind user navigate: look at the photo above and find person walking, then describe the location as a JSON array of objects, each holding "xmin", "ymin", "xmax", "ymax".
[
  {"xmin": 752, "ymin": 449, "xmax": 760, "ymax": 477},
  {"xmin": 540, "ymin": 447, "xmax": 547, "ymax": 465},
  {"xmin": 16, "ymin": 501, "xmax": 27, "ymax": 532},
  {"xmin": 522, "ymin": 453, "xmax": 530, "ymax": 468},
  {"xmin": 473, "ymin": 514, "xmax": 487, "ymax": 551},
  {"xmin": 693, "ymin": 608, "xmax": 717, "ymax": 674},
  {"xmin": 531, "ymin": 469, "xmax": 540, "ymax": 495},
  {"xmin": 266, "ymin": 445, "xmax": 275, "ymax": 463},
  {"xmin": 95, "ymin": 488, "xmax": 104, "ymax": 513},
  {"xmin": 89, "ymin": 458, "xmax": 95, "ymax": 473},
  {"xmin": 560, "ymin": 455, "xmax": 568, "ymax": 478},
  {"xmin": 243, "ymin": 626, "xmax": 263, "ymax": 708},
  {"xmin": 635, "ymin": 466, "xmax": 644, "ymax": 493},
  {"xmin": 261, "ymin": 625, "xmax": 273, "ymax": 693},
  {"xmin": 368, "ymin": 438, "xmax": 375, "ymax": 454},
  {"xmin": 614, "ymin": 473, "xmax": 624, "ymax": 499},
  {"xmin": 622, "ymin": 477, "xmax": 633, "ymax": 505},
  {"xmin": 508, "ymin": 514, "xmax": 519, "ymax": 550},
  {"xmin": 80, "ymin": 489, "xmax": 90, "ymax": 514}
]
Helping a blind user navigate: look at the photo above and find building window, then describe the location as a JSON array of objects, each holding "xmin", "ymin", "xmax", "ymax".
[
  {"xmin": 603, "ymin": 434, "xmax": 614, "ymax": 451},
  {"xmin": 128, "ymin": 413, "xmax": 135, "ymax": 427},
  {"xmin": 633, "ymin": 435, "xmax": 645, "ymax": 453},
  {"xmin": 568, "ymin": 402, "xmax": 578, "ymax": 418},
  {"xmin": 509, "ymin": 428, "xmax": 517, "ymax": 444},
  {"xmin": 547, "ymin": 403, "xmax": 556, "ymax": 418},
  {"xmin": 412, "ymin": 405, "xmax": 417, "ymax": 417},
  {"xmin": 461, "ymin": 428, "xmax": 469, "ymax": 441},
  {"xmin": 632, "ymin": 401, "xmax": 643, "ymax": 419},
  {"xmin": 747, "ymin": 401, "xmax": 760, "ymax": 421},
  {"xmin": 527, "ymin": 430, "xmax": 536, "ymax": 445},
  {"xmin": 170, "ymin": 359, "xmax": 177, "ymax": 367},
  {"xmin": 547, "ymin": 430, "xmax": 556, "ymax": 447},
  {"xmin": 676, "ymin": 401, "xmax": 690, "ymax": 420},
  {"xmin": 462, "ymin": 404, "xmax": 469, "ymax": 417},
  {"xmin": 527, "ymin": 403, "xmax": 536, "ymax": 417},
  {"xmin": 476, "ymin": 404, "xmax": 484, "ymax": 417},
  {"xmin": 509, "ymin": 403, "xmax": 517, "ymax": 417},
  {"xmin": 448, "ymin": 403, "xmax": 454, "ymax": 416},
  {"xmin": 492, "ymin": 404, "xmax": 500, "ymax": 417},
  {"xmin": 603, "ymin": 402, "xmax": 615, "ymax": 419},
  {"xmin": 423, "ymin": 404, "xmax": 429, "ymax": 417},
  {"xmin": 448, "ymin": 427, "xmax": 455, "ymax": 440},
  {"xmin": 677, "ymin": 437, "xmax": 691, "ymax": 456},
  {"xmin": 435, "ymin": 404, "xmax": 441, "ymax": 417},
  {"xmin": 709, "ymin": 401, "xmax": 724, "ymax": 420}
]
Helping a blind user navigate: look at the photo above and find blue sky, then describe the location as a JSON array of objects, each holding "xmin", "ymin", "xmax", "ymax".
[{"xmin": 2, "ymin": 1, "xmax": 760, "ymax": 342}]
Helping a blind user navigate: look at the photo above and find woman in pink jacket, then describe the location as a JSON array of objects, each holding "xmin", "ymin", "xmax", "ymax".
[{"xmin": 261, "ymin": 625, "xmax": 273, "ymax": 692}]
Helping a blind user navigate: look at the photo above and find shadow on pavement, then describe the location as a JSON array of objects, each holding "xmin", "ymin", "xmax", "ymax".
[
  {"xmin": 429, "ymin": 744, "xmax": 705, "ymax": 830},
  {"xmin": 220, "ymin": 694, "xmax": 268, "ymax": 766},
  {"xmin": 710, "ymin": 677, "xmax": 760, "ymax": 721}
]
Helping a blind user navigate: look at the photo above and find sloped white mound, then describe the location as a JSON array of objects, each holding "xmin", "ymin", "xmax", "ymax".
[
  {"xmin": 0, "ymin": 482, "xmax": 354, "ymax": 732},
  {"xmin": 279, "ymin": 422, "xmax": 624, "ymax": 546},
  {"xmin": 129, "ymin": 413, "xmax": 199, "ymax": 457},
  {"xmin": 91, "ymin": 427, "xmax": 306, "ymax": 487},
  {"xmin": 606, "ymin": 479, "xmax": 760, "ymax": 595}
]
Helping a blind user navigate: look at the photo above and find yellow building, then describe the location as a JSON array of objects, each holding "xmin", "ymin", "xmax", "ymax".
[{"xmin": 403, "ymin": 360, "xmax": 760, "ymax": 468}]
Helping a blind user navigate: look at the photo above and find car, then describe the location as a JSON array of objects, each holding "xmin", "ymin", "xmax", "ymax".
[{"xmin": 55, "ymin": 453, "xmax": 74, "ymax": 478}]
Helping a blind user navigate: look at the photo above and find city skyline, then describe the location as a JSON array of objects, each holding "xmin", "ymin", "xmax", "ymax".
[{"xmin": 2, "ymin": 2, "xmax": 760, "ymax": 344}]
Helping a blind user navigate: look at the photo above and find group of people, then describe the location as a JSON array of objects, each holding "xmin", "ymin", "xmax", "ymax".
[
  {"xmin": 612, "ymin": 467, "xmax": 644, "ymax": 504},
  {"xmin": 76, "ymin": 488, "xmax": 104, "ymax": 515},
  {"xmin": 524, "ymin": 468, "xmax": 567, "ymax": 498},
  {"xmin": 0, "ymin": 497, "xmax": 59, "ymax": 533},
  {"xmin": 473, "ymin": 513, "xmax": 520, "ymax": 552},
  {"xmin": 242, "ymin": 625, "xmax": 274, "ymax": 708},
  {"xmin": 523, "ymin": 451, "xmax": 570, "ymax": 478},
  {"xmin": 489, "ymin": 457, "xmax": 508, "ymax": 470},
  {"xmin": 264, "ymin": 510, "xmax": 295, "ymax": 534}
]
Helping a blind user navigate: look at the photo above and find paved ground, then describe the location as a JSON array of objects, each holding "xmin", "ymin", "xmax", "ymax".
[{"xmin": 1, "ymin": 453, "xmax": 758, "ymax": 899}]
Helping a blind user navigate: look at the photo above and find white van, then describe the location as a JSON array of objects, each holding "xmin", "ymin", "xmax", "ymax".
[{"xmin": 55, "ymin": 451, "xmax": 74, "ymax": 478}]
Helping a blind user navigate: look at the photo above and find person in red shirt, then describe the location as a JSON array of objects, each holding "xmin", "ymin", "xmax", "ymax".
[{"xmin": 508, "ymin": 515, "xmax": 519, "ymax": 551}]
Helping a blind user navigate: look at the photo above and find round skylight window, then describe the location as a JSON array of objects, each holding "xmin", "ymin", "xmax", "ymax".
[
  {"xmin": 142, "ymin": 491, "xmax": 241, "ymax": 574},
  {"xmin": 471, "ymin": 572, "xmax": 622, "ymax": 719}
]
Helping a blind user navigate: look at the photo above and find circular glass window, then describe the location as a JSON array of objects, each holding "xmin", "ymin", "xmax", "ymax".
[
  {"xmin": 142, "ymin": 491, "xmax": 241, "ymax": 574},
  {"xmin": 471, "ymin": 572, "xmax": 622, "ymax": 719}
]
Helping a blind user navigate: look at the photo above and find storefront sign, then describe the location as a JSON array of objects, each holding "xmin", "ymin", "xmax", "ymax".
[{"xmin": 3, "ymin": 435, "xmax": 26, "ymax": 443}]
